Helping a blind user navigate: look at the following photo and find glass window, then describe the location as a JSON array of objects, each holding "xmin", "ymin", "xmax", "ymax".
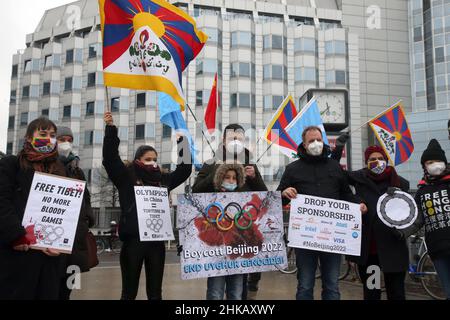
[
  {"xmin": 272, "ymin": 35, "xmax": 283, "ymax": 50},
  {"xmin": 162, "ymin": 124, "xmax": 172, "ymax": 138},
  {"xmin": 89, "ymin": 44, "xmax": 97, "ymax": 58},
  {"xmin": 264, "ymin": 96, "xmax": 272, "ymax": 110},
  {"xmin": 263, "ymin": 35, "xmax": 271, "ymax": 50},
  {"xmin": 239, "ymin": 62, "xmax": 250, "ymax": 77},
  {"xmin": 240, "ymin": 93, "xmax": 251, "ymax": 108},
  {"xmin": 63, "ymin": 105, "xmax": 71, "ymax": 118},
  {"xmin": 304, "ymin": 67, "xmax": 316, "ymax": 82},
  {"xmin": 435, "ymin": 17, "xmax": 444, "ymax": 33},
  {"xmin": 74, "ymin": 49, "xmax": 83, "ymax": 63},
  {"xmin": 325, "ymin": 41, "xmax": 333, "ymax": 55},
  {"xmin": 326, "ymin": 70, "xmax": 334, "ymax": 84},
  {"xmin": 145, "ymin": 123, "xmax": 155, "ymax": 138},
  {"xmin": 196, "ymin": 91, "xmax": 203, "ymax": 106},
  {"xmin": 294, "ymin": 39, "xmax": 302, "ymax": 52},
  {"xmin": 12, "ymin": 65, "xmax": 18, "ymax": 78},
  {"xmin": 272, "ymin": 65, "xmax": 283, "ymax": 80},
  {"xmin": 273, "ymin": 96, "xmax": 283, "ymax": 109},
  {"xmin": 20, "ymin": 112, "xmax": 28, "ymax": 126},
  {"xmin": 86, "ymin": 102, "xmax": 95, "ymax": 116},
  {"xmin": 41, "ymin": 109, "xmax": 49, "ymax": 117},
  {"xmin": 64, "ymin": 77, "xmax": 73, "ymax": 91},
  {"xmin": 203, "ymin": 28, "xmax": 221, "ymax": 43},
  {"xmin": 8, "ymin": 116, "xmax": 14, "ymax": 130},
  {"xmin": 231, "ymin": 62, "xmax": 238, "ymax": 78},
  {"xmin": 230, "ymin": 93, "xmax": 237, "ymax": 108},
  {"xmin": 66, "ymin": 50, "xmax": 74, "ymax": 64},
  {"xmin": 6, "ymin": 143, "xmax": 13, "ymax": 155},
  {"xmin": 10, "ymin": 90, "xmax": 16, "ymax": 104},
  {"xmin": 335, "ymin": 41, "xmax": 346, "ymax": 54},
  {"xmin": 231, "ymin": 31, "xmax": 253, "ymax": 47},
  {"xmin": 436, "ymin": 47, "xmax": 445, "ymax": 63},
  {"xmin": 84, "ymin": 131, "xmax": 94, "ymax": 146},
  {"xmin": 136, "ymin": 125, "xmax": 145, "ymax": 140},
  {"xmin": 43, "ymin": 82, "xmax": 51, "ymax": 96},
  {"xmin": 136, "ymin": 93, "xmax": 146, "ymax": 108},
  {"xmin": 22, "ymin": 86, "xmax": 30, "ymax": 98},
  {"xmin": 87, "ymin": 73, "xmax": 96, "ymax": 87},
  {"xmin": 111, "ymin": 97, "xmax": 120, "ymax": 112},
  {"xmin": 437, "ymin": 75, "xmax": 447, "ymax": 91},
  {"xmin": 44, "ymin": 55, "xmax": 52, "ymax": 68},
  {"xmin": 336, "ymin": 71, "xmax": 346, "ymax": 85},
  {"xmin": 263, "ymin": 65, "xmax": 271, "ymax": 80},
  {"xmin": 24, "ymin": 60, "xmax": 31, "ymax": 73}
]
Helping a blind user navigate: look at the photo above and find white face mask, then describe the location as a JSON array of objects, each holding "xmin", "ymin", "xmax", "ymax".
[
  {"xmin": 226, "ymin": 140, "xmax": 245, "ymax": 155},
  {"xmin": 57, "ymin": 142, "xmax": 73, "ymax": 157},
  {"xmin": 426, "ymin": 162, "xmax": 446, "ymax": 176},
  {"xmin": 306, "ymin": 140, "xmax": 324, "ymax": 156}
]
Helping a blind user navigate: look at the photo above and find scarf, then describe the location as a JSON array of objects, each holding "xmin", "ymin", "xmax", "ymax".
[
  {"xmin": 365, "ymin": 166, "xmax": 401, "ymax": 188},
  {"xmin": 19, "ymin": 142, "xmax": 61, "ymax": 174}
]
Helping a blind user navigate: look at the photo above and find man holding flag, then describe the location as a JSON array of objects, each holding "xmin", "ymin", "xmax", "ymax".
[{"xmin": 277, "ymin": 126, "xmax": 368, "ymax": 300}]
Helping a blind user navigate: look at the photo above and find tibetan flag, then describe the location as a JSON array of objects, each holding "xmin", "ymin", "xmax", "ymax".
[
  {"xmin": 262, "ymin": 95, "xmax": 298, "ymax": 157},
  {"xmin": 158, "ymin": 92, "xmax": 201, "ymax": 169},
  {"xmin": 285, "ymin": 99, "xmax": 329, "ymax": 158},
  {"xmin": 369, "ymin": 101, "xmax": 414, "ymax": 166},
  {"xmin": 98, "ymin": 0, "xmax": 208, "ymax": 110},
  {"xmin": 204, "ymin": 73, "xmax": 218, "ymax": 133}
]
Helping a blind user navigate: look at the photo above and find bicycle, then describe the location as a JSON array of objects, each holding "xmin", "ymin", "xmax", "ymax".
[
  {"xmin": 407, "ymin": 234, "xmax": 446, "ymax": 300},
  {"xmin": 95, "ymin": 232, "xmax": 122, "ymax": 255}
]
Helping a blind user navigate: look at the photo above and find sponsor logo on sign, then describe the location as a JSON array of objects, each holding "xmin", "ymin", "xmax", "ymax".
[
  {"xmin": 336, "ymin": 222, "xmax": 348, "ymax": 228},
  {"xmin": 304, "ymin": 226, "xmax": 317, "ymax": 232},
  {"xmin": 352, "ymin": 232, "xmax": 359, "ymax": 239},
  {"xmin": 321, "ymin": 220, "xmax": 333, "ymax": 225},
  {"xmin": 292, "ymin": 223, "xmax": 302, "ymax": 230},
  {"xmin": 307, "ymin": 218, "xmax": 316, "ymax": 224},
  {"xmin": 301, "ymin": 234, "xmax": 314, "ymax": 239},
  {"xmin": 334, "ymin": 238, "xmax": 345, "ymax": 244},
  {"xmin": 320, "ymin": 228, "xmax": 332, "ymax": 235},
  {"xmin": 317, "ymin": 236, "xmax": 330, "ymax": 241},
  {"xmin": 335, "ymin": 231, "xmax": 346, "ymax": 235}
]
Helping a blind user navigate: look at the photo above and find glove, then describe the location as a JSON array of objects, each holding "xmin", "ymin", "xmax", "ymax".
[
  {"xmin": 335, "ymin": 133, "xmax": 350, "ymax": 147},
  {"xmin": 177, "ymin": 244, "xmax": 183, "ymax": 257},
  {"xmin": 390, "ymin": 227, "xmax": 405, "ymax": 241},
  {"xmin": 386, "ymin": 187, "xmax": 400, "ymax": 196}
]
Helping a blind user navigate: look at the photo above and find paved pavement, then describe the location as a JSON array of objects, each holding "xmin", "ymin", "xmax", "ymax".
[{"xmin": 70, "ymin": 251, "xmax": 433, "ymax": 300}]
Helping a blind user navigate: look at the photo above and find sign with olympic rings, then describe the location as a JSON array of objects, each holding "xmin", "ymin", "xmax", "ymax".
[
  {"xmin": 177, "ymin": 192, "xmax": 287, "ymax": 280},
  {"xmin": 21, "ymin": 172, "xmax": 86, "ymax": 254},
  {"xmin": 135, "ymin": 186, "xmax": 175, "ymax": 241}
]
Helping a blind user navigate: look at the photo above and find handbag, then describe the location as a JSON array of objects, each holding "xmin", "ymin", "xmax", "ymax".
[{"xmin": 85, "ymin": 231, "xmax": 99, "ymax": 269}]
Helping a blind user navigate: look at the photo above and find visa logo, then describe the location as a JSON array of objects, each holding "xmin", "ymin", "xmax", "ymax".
[
  {"xmin": 334, "ymin": 238, "xmax": 345, "ymax": 244},
  {"xmin": 305, "ymin": 226, "xmax": 317, "ymax": 232}
]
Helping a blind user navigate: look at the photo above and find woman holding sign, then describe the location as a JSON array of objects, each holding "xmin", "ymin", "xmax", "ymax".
[
  {"xmin": 346, "ymin": 146, "xmax": 410, "ymax": 300},
  {"xmin": 0, "ymin": 117, "xmax": 67, "ymax": 300},
  {"xmin": 102, "ymin": 112, "xmax": 192, "ymax": 300}
]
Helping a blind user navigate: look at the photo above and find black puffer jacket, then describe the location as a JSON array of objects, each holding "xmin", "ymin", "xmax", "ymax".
[
  {"xmin": 102, "ymin": 125, "xmax": 192, "ymax": 241},
  {"xmin": 346, "ymin": 169, "xmax": 410, "ymax": 272},
  {"xmin": 276, "ymin": 144, "xmax": 359, "ymax": 205}
]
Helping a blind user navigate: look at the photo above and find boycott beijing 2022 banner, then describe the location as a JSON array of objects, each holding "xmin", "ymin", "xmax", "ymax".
[
  {"xmin": 177, "ymin": 191, "xmax": 287, "ymax": 280},
  {"xmin": 288, "ymin": 195, "xmax": 362, "ymax": 256}
]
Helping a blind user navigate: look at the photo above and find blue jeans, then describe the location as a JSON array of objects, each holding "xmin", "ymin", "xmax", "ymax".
[
  {"xmin": 432, "ymin": 255, "xmax": 450, "ymax": 300},
  {"xmin": 206, "ymin": 275, "xmax": 244, "ymax": 300},
  {"xmin": 295, "ymin": 248, "xmax": 341, "ymax": 300}
]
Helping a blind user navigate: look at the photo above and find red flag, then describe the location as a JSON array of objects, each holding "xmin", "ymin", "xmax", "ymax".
[{"xmin": 205, "ymin": 74, "xmax": 218, "ymax": 133}]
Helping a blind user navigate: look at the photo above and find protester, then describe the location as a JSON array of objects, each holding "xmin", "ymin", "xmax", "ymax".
[
  {"xmin": 102, "ymin": 112, "xmax": 192, "ymax": 300},
  {"xmin": 192, "ymin": 124, "xmax": 267, "ymax": 298},
  {"xmin": 104, "ymin": 220, "xmax": 119, "ymax": 252},
  {"xmin": 56, "ymin": 126, "xmax": 95, "ymax": 300},
  {"xmin": 346, "ymin": 146, "xmax": 410, "ymax": 300},
  {"xmin": 0, "ymin": 117, "xmax": 65, "ymax": 300},
  {"xmin": 201, "ymin": 163, "xmax": 247, "ymax": 300},
  {"xmin": 277, "ymin": 126, "xmax": 367, "ymax": 300},
  {"xmin": 407, "ymin": 139, "xmax": 450, "ymax": 299}
]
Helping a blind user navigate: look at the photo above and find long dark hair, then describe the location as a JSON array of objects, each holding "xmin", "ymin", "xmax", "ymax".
[{"xmin": 24, "ymin": 117, "xmax": 57, "ymax": 140}]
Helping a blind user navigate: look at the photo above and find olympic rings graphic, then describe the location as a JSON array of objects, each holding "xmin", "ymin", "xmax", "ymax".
[
  {"xmin": 204, "ymin": 203, "xmax": 225, "ymax": 223},
  {"xmin": 216, "ymin": 213, "xmax": 234, "ymax": 231},
  {"xmin": 224, "ymin": 203, "xmax": 242, "ymax": 220},
  {"xmin": 34, "ymin": 224, "xmax": 65, "ymax": 245},
  {"xmin": 146, "ymin": 218, "xmax": 164, "ymax": 233},
  {"xmin": 235, "ymin": 212, "xmax": 253, "ymax": 230},
  {"xmin": 242, "ymin": 204, "xmax": 259, "ymax": 221}
]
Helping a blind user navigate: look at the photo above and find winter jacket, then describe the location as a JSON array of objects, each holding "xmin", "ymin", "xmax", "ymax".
[
  {"xmin": 59, "ymin": 155, "xmax": 95, "ymax": 273},
  {"xmin": 276, "ymin": 144, "xmax": 359, "ymax": 206},
  {"xmin": 346, "ymin": 169, "xmax": 410, "ymax": 272},
  {"xmin": 192, "ymin": 146, "xmax": 267, "ymax": 193},
  {"xmin": 102, "ymin": 125, "xmax": 192, "ymax": 241},
  {"xmin": 410, "ymin": 174, "xmax": 450, "ymax": 260}
]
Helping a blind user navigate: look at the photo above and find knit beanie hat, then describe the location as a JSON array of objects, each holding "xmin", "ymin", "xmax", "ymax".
[
  {"xmin": 364, "ymin": 145, "xmax": 388, "ymax": 163},
  {"xmin": 56, "ymin": 126, "xmax": 73, "ymax": 139},
  {"xmin": 421, "ymin": 139, "xmax": 447, "ymax": 166}
]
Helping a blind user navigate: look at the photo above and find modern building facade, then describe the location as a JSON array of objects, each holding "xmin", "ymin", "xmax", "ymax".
[
  {"xmin": 396, "ymin": 0, "xmax": 450, "ymax": 187},
  {"xmin": 7, "ymin": 0, "xmax": 412, "ymax": 213}
]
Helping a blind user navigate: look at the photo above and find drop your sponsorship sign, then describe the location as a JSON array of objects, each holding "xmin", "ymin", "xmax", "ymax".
[
  {"xmin": 288, "ymin": 195, "xmax": 362, "ymax": 256},
  {"xmin": 22, "ymin": 172, "xmax": 85, "ymax": 254},
  {"xmin": 134, "ymin": 186, "xmax": 175, "ymax": 241}
]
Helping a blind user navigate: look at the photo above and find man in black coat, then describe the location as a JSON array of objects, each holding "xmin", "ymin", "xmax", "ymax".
[
  {"xmin": 277, "ymin": 126, "xmax": 367, "ymax": 300},
  {"xmin": 192, "ymin": 124, "xmax": 267, "ymax": 298},
  {"xmin": 346, "ymin": 145, "xmax": 410, "ymax": 300}
]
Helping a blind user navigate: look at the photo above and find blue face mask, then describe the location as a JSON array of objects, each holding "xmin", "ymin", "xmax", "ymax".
[{"xmin": 222, "ymin": 182, "xmax": 237, "ymax": 191}]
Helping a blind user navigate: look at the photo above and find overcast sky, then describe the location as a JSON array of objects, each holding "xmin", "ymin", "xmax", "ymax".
[{"xmin": 0, "ymin": 0, "xmax": 74, "ymax": 151}]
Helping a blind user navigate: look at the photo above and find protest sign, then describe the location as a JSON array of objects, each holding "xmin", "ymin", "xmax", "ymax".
[
  {"xmin": 177, "ymin": 191, "xmax": 287, "ymax": 280},
  {"xmin": 288, "ymin": 195, "xmax": 362, "ymax": 256},
  {"xmin": 135, "ymin": 186, "xmax": 175, "ymax": 241},
  {"xmin": 21, "ymin": 172, "xmax": 85, "ymax": 254},
  {"xmin": 377, "ymin": 190, "xmax": 418, "ymax": 229}
]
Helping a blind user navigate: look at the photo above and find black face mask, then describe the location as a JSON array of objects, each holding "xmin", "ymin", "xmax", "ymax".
[{"xmin": 133, "ymin": 160, "xmax": 162, "ymax": 186}]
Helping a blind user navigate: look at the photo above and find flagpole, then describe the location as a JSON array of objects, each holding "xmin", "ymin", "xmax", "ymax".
[
  {"xmin": 105, "ymin": 86, "xmax": 111, "ymax": 112},
  {"xmin": 186, "ymin": 103, "xmax": 215, "ymax": 156}
]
